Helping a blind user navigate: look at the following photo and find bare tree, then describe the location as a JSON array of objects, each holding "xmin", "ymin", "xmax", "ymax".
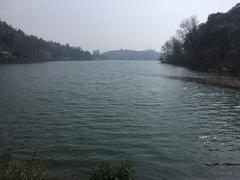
[
  {"xmin": 160, "ymin": 37, "xmax": 183, "ymax": 63},
  {"xmin": 177, "ymin": 16, "xmax": 199, "ymax": 54}
]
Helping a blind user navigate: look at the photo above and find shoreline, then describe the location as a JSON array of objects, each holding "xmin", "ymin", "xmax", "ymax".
[{"xmin": 160, "ymin": 75, "xmax": 240, "ymax": 89}]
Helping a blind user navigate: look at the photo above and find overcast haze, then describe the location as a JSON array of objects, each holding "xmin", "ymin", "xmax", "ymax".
[{"xmin": 0, "ymin": 0, "xmax": 239, "ymax": 52}]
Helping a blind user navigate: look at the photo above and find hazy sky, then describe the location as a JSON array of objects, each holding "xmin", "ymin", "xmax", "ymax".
[{"xmin": 0, "ymin": 0, "xmax": 239, "ymax": 52}]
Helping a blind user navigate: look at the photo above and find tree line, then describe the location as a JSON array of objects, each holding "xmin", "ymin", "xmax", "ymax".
[
  {"xmin": 0, "ymin": 20, "xmax": 93, "ymax": 63},
  {"xmin": 160, "ymin": 3, "xmax": 240, "ymax": 74}
]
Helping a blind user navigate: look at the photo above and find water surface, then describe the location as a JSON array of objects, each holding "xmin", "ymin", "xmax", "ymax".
[{"xmin": 0, "ymin": 61, "xmax": 240, "ymax": 180}]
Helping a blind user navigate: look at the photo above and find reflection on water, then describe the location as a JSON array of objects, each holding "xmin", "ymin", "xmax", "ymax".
[{"xmin": 0, "ymin": 61, "xmax": 240, "ymax": 180}]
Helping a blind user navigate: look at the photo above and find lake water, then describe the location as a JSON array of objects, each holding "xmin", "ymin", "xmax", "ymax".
[{"xmin": 0, "ymin": 61, "xmax": 240, "ymax": 180}]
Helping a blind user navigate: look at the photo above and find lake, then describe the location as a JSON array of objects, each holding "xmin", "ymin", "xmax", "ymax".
[{"xmin": 0, "ymin": 60, "xmax": 240, "ymax": 180}]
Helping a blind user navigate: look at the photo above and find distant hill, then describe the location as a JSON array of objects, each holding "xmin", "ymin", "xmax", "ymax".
[
  {"xmin": 100, "ymin": 49, "xmax": 160, "ymax": 60},
  {"xmin": 0, "ymin": 21, "xmax": 93, "ymax": 63},
  {"xmin": 160, "ymin": 3, "xmax": 240, "ymax": 74}
]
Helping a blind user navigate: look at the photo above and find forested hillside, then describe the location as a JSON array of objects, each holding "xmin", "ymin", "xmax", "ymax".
[
  {"xmin": 0, "ymin": 21, "xmax": 93, "ymax": 63},
  {"xmin": 160, "ymin": 3, "xmax": 240, "ymax": 74}
]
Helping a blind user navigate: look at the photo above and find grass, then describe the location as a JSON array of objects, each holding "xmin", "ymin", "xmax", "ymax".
[
  {"xmin": 0, "ymin": 149, "xmax": 50, "ymax": 180},
  {"xmin": 90, "ymin": 160, "xmax": 135, "ymax": 180},
  {"xmin": 0, "ymin": 150, "xmax": 135, "ymax": 180}
]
